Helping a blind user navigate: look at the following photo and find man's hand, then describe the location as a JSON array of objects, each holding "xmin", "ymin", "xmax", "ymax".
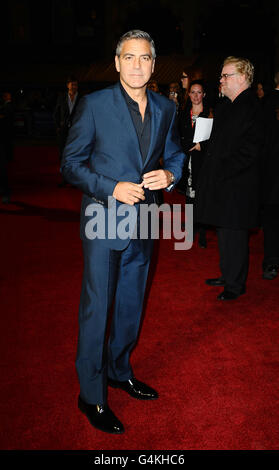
[
  {"xmin": 112, "ymin": 181, "xmax": 145, "ymax": 205},
  {"xmin": 142, "ymin": 169, "xmax": 174, "ymax": 190},
  {"xmin": 189, "ymin": 143, "xmax": 201, "ymax": 152}
]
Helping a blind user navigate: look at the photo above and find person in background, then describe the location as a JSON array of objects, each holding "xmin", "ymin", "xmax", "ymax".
[
  {"xmin": 147, "ymin": 79, "xmax": 160, "ymax": 93},
  {"xmin": 178, "ymin": 80, "xmax": 212, "ymax": 248},
  {"xmin": 255, "ymin": 82, "xmax": 265, "ymax": 100},
  {"xmin": 261, "ymin": 71, "xmax": 279, "ymax": 280},
  {"xmin": 254, "ymin": 81, "xmax": 270, "ymax": 109},
  {"xmin": 195, "ymin": 56, "xmax": 263, "ymax": 301},
  {"xmin": 53, "ymin": 75, "xmax": 80, "ymax": 187},
  {"xmin": 180, "ymin": 69, "xmax": 191, "ymax": 109},
  {"xmin": 167, "ymin": 81, "xmax": 181, "ymax": 111}
]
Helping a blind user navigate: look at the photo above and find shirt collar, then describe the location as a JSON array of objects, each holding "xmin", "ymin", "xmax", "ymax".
[
  {"xmin": 68, "ymin": 92, "xmax": 78, "ymax": 101},
  {"xmin": 119, "ymin": 81, "xmax": 149, "ymax": 110}
]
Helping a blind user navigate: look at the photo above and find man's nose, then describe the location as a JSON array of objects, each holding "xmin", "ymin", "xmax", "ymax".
[{"xmin": 133, "ymin": 57, "xmax": 141, "ymax": 68}]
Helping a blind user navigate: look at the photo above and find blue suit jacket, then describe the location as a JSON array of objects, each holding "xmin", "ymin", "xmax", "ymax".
[{"xmin": 61, "ymin": 82, "xmax": 185, "ymax": 249}]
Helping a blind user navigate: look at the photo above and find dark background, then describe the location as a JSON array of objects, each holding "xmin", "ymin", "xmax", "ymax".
[
  {"xmin": 1, "ymin": 0, "xmax": 279, "ymax": 137},
  {"xmin": 2, "ymin": 1, "xmax": 278, "ymax": 72}
]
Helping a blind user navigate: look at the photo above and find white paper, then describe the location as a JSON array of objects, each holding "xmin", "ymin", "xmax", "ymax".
[{"xmin": 193, "ymin": 117, "xmax": 213, "ymax": 143}]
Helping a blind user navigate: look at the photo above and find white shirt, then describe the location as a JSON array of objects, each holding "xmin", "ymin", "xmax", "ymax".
[{"xmin": 68, "ymin": 93, "xmax": 78, "ymax": 114}]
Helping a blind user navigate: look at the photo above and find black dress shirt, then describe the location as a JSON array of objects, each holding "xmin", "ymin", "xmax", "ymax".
[{"xmin": 120, "ymin": 82, "xmax": 151, "ymax": 163}]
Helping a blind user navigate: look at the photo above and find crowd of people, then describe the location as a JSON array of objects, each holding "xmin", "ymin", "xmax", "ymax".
[
  {"xmin": 1, "ymin": 58, "xmax": 278, "ymax": 282},
  {"xmin": 55, "ymin": 62, "xmax": 279, "ymax": 298},
  {"xmin": 146, "ymin": 67, "xmax": 279, "ymax": 287},
  {"xmin": 1, "ymin": 57, "xmax": 278, "ymax": 283}
]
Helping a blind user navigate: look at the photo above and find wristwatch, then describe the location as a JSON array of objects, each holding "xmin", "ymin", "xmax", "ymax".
[{"xmin": 169, "ymin": 172, "xmax": 175, "ymax": 183}]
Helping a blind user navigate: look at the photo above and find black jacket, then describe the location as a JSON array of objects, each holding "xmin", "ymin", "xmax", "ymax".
[
  {"xmin": 195, "ymin": 88, "xmax": 263, "ymax": 229},
  {"xmin": 53, "ymin": 92, "xmax": 80, "ymax": 131},
  {"xmin": 177, "ymin": 103, "xmax": 211, "ymax": 193}
]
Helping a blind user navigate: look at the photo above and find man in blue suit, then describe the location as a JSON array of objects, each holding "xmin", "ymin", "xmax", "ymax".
[{"xmin": 61, "ymin": 30, "xmax": 185, "ymax": 434}]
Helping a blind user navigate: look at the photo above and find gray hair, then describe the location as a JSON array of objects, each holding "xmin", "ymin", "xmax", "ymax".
[{"xmin": 116, "ymin": 30, "xmax": 156, "ymax": 59}]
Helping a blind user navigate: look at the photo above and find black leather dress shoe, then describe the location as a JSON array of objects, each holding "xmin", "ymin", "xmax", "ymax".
[
  {"xmin": 217, "ymin": 288, "xmax": 245, "ymax": 301},
  {"xmin": 78, "ymin": 395, "xmax": 124, "ymax": 434},
  {"xmin": 205, "ymin": 277, "xmax": 225, "ymax": 286},
  {"xmin": 108, "ymin": 377, "xmax": 159, "ymax": 400},
  {"xmin": 263, "ymin": 265, "xmax": 278, "ymax": 280}
]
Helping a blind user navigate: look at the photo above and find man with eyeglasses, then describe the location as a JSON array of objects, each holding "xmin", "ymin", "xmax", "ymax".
[{"xmin": 195, "ymin": 56, "xmax": 263, "ymax": 300}]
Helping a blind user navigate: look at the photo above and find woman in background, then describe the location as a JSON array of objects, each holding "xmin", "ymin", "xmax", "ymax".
[
  {"xmin": 255, "ymin": 82, "xmax": 265, "ymax": 100},
  {"xmin": 178, "ymin": 80, "xmax": 212, "ymax": 248}
]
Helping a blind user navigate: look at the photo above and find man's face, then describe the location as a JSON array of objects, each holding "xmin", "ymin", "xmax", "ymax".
[
  {"xmin": 67, "ymin": 81, "xmax": 78, "ymax": 94},
  {"xmin": 115, "ymin": 39, "xmax": 155, "ymax": 92},
  {"xmin": 169, "ymin": 82, "xmax": 179, "ymax": 93},
  {"xmin": 220, "ymin": 64, "xmax": 244, "ymax": 100},
  {"xmin": 148, "ymin": 81, "xmax": 159, "ymax": 92}
]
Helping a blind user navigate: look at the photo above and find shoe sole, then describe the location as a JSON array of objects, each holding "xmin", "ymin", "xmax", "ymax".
[
  {"xmin": 217, "ymin": 290, "xmax": 246, "ymax": 301},
  {"xmin": 78, "ymin": 400, "xmax": 125, "ymax": 434}
]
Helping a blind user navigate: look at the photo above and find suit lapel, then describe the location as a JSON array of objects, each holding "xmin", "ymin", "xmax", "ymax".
[
  {"xmin": 144, "ymin": 89, "xmax": 162, "ymax": 167},
  {"xmin": 112, "ymin": 83, "xmax": 142, "ymax": 169}
]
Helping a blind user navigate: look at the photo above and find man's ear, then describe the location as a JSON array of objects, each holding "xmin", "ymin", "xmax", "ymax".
[
  {"xmin": 115, "ymin": 55, "xmax": 120, "ymax": 72},
  {"xmin": 152, "ymin": 60, "xmax": 155, "ymax": 74},
  {"xmin": 238, "ymin": 73, "xmax": 246, "ymax": 86}
]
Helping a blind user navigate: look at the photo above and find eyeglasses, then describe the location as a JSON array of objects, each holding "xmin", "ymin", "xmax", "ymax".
[
  {"xmin": 181, "ymin": 75, "xmax": 188, "ymax": 79},
  {"xmin": 219, "ymin": 73, "xmax": 238, "ymax": 80}
]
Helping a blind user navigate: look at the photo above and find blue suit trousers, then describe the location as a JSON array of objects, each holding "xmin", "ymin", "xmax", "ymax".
[{"xmin": 76, "ymin": 237, "xmax": 154, "ymax": 405}]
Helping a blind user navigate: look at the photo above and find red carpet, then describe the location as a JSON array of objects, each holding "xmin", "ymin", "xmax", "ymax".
[{"xmin": 1, "ymin": 145, "xmax": 279, "ymax": 450}]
